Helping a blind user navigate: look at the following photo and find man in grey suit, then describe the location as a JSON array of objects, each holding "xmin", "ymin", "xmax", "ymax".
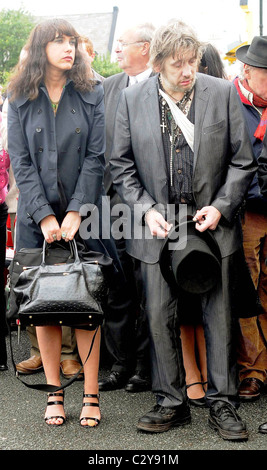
[
  {"xmin": 99, "ymin": 23, "xmax": 155, "ymax": 392},
  {"xmin": 110, "ymin": 20, "xmax": 257, "ymax": 439}
]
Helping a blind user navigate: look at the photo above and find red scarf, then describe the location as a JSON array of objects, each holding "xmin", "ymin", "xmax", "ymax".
[{"xmin": 242, "ymin": 79, "xmax": 267, "ymax": 141}]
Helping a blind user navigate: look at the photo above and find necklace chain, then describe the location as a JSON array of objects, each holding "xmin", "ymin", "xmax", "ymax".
[
  {"xmin": 159, "ymin": 75, "xmax": 193, "ymax": 108},
  {"xmin": 159, "ymin": 77, "xmax": 194, "ymax": 186},
  {"xmin": 48, "ymin": 83, "xmax": 66, "ymax": 115},
  {"xmin": 159, "ymin": 87, "xmax": 193, "ymax": 140},
  {"xmin": 50, "ymin": 99, "xmax": 59, "ymax": 114}
]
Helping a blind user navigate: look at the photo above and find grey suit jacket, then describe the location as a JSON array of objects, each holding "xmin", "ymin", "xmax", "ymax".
[
  {"xmin": 103, "ymin": 72, "xmax": 129, "ymax": 193},
  {"xmin": 103, "ymin": 71, "xmax": 155, "ymax": 194},
  {"xmin": 110, "ymin": 73, "xmax": 257, "ymax": 263}
]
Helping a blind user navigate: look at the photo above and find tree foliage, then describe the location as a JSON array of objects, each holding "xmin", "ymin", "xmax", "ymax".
[
  {"xmin": 0, "ymin": 9, "xmax": 35, "ymax": 85},
  {"xmin": 93, "ymin": 53, "xmax": 122, "ymax": 78},
  {"xmin": 0, "ymin": 9, "xmax": 122, "ymax": 85}
]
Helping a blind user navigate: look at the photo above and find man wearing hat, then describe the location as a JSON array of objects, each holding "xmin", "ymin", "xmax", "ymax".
[
  {"xmin": 234, "ymin": 36, "xmax": 267, "ymax": 402},
  {"xmin": 110, "ymin": 19, "xmax": 257, "ymax": 440},
  {"xmin": 257, "ymin": 129, "xmax": 267, "ymax": 435}
]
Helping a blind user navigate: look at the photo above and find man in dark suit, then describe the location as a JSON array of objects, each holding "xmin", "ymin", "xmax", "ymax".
[
  {"xmin": 110, "ymin": 20, "xmax": 257, "ymax": 439},
  {"xmin": 257, "ymin": 129, "xmax": 267, "ymax": 435},
  {"xmin": 99, "ymin": 23, "xmax": 155, "ymax": 393},
  {"xmin": 233, "ymin": 37, "xmax": 267, "ymax": 402}
]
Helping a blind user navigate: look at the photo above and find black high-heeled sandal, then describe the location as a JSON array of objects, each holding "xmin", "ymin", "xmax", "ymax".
[
  {"xmin": 186, "ymin": 382, "xmax": 207, "ymax": 407},
  {"xmin": 80, "ymin": 393, "xmax": 100, "ymax": 428},
  {"xmin": 45, "ymin": 391, "xmax": 66, "ymax": 426}
]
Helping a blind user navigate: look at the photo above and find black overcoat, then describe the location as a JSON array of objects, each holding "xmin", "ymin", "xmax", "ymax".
[{"xmin": 7, "ymin": 80, "xmax": 120, "ymax": 274}]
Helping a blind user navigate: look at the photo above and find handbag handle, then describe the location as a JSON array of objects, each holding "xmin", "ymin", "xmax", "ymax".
[
  {"xmin": 41, "ymin": 239, "xmax": 80, "ymax": 265},
  {"xmin": 9, "ymin": 326, "xmax": 99, "ymax": 393}
]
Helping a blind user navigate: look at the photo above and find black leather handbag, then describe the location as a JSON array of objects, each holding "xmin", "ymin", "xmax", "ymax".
[
  {"xmin": 7, "ymin": 239, "xmax": 113, "ymax": 392},
  {"xmin": 12, "ymin": 239, "xmax": 109, "ymax": 329},
  {"xmin": 7, "ymin": 241, "xmax": 74, "ymax": 325}
]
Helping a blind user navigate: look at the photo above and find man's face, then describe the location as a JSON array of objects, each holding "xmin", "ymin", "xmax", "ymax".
[
  {"xmin": 115, "ymin": 29, "xmax": 146, "ymax": 75},
  {"xmin": 245, "ymin": 65, "xmax": 267, "ymax": 101},
  {"xmin": 159, "ymin": 49, "xmax": 198, "ymax": 95}
]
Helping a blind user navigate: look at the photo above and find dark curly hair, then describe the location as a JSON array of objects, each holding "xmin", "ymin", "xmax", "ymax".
[{"xmin": 8, "ymin": 18, "xmax": 95, "ymax": 101}]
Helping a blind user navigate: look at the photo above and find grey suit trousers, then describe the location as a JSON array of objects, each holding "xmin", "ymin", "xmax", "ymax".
[{"xmin": 139, "ymin": 255, "xmax": 239, "ymax": 408}]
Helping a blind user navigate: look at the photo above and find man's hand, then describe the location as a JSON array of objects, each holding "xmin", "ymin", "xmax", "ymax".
[
  {"xmin": 193, "ymin": 206, "xmax": 221, "ymax": 232},
  {"xmin": 145, "ymin": 209, "xmax": 173, "ymax": 238}
]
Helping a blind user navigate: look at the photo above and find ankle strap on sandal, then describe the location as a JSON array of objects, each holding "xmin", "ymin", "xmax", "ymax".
[
  {"xmin": 47, "ymin": 392, "xmax": 64, "ymax": 397},
  {"xmin": 83, "ymin": 393, "xmax": 99, "ymax": 407},
  {"xmin": 186, "ymin": 382, "xmax": 203, "ymax": 389},
  {"xmin": 83, "ymin": 393, "xmax": 99, "ymax": 398}
]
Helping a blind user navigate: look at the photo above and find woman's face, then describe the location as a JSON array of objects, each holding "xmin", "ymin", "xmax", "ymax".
[{"xmin": 45, "ymin": 33, "xmax": 76, "ymax": 72}]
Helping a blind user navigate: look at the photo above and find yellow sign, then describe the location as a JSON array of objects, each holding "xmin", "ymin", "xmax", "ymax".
[{"xmin": 224, "ymin": 42, "xmax": 248, "ymax": 63}]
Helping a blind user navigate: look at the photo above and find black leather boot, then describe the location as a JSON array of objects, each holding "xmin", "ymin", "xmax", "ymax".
[
  {"xmin": 98, "ymin": 371, "xmax": 128, "ymax": 391},
  {"xmin": 0, "ymin": 334, "xmax": 8, "ymax": 371},
  {"xmin": 208, "ymin": 400, "xmax": 248, "ymax": 440}
]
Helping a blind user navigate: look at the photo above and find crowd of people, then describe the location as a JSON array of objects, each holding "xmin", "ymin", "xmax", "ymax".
[{"xmin": 0, "ymin": 16, "xmax": 266, "ymax": 440}]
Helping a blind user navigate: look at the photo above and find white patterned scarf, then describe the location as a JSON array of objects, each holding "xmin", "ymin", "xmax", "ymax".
[{"xmin": 159, "ymin": 89, "xmax": 194, "ymax": 152}]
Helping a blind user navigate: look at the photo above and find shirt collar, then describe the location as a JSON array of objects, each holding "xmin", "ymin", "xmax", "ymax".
[
  {"xmin": 238, "ymin": 79, "xmax": 254, "ymax": 105},
  {"xmin": 128, "ymin": 68, "xmax": 152, "ymax": 86}
]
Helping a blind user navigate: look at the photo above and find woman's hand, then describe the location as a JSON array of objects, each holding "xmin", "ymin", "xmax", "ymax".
[
  {"xmin": 60, "ymin": 211, "xmax": 81, "ymax": 242},
  {"xmin": 40, "ymin": 215, "xmax": 61, "ymax": 243}
]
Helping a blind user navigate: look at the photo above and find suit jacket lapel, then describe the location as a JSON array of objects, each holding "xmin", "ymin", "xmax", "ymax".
[
  {"xmin": 143, "ymin": 75, "xmax": 169, "ymax": 201},
  {"xmin": 194, "ymin": 74, "xmax": 210, "ymax": 170},
  {"xmin": 118, "ymin": 73, "xmax": 129, "ymax": 92},
  {"xmin": 143, "ymin": 74, "xmax": 210, "ymax": 174},
  {"xmin": 144, "ymin": 76, "xmax": 165, "ymax": 156},
  {"xmin": 137, "ymin": 74, "xmax": 211, "ymax": 202}
]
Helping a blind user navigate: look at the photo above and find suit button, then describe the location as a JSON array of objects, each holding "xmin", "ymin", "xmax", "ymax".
[
  {"xmin": 75, "ymin": 128, "xmax": 81, "ymax": 133},
  {"xmin": 37, "ymin": 109, "xmax": 42, "ymax": 114},
  {"xmin": 71, "ymin": 109, "xmax": 76, "ymax": 114},
  {"xmin": 77, "ymin": 146, "xmax": 81, "ymax": 152},
  {"xmin": 38, "ymin": 147, "xmax": 43, "ymax": 153},
  {"xmin": 36, "ymin": 127, "xmax": 42, "ymax": 133},
  {"xmin": 178, "ymin": 169, "xmax": 182, "ymax": 174}
]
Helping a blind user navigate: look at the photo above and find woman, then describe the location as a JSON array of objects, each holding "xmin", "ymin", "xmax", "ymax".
[
  {"xmin": 7, "ymin": 18, "xmax": 119, "ymax": 427},
  {"xmin": 198, "ymin": 43, "xmax": 227, "ymax": 79},
  {"xmin": 0, "ymin": 111, "xmax": 9, "ymax": 371}
]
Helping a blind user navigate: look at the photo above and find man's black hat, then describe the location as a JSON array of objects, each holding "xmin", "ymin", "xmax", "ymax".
[
  {"xmin": 159, "ymin": 219, "xmax": 221, "ymax": 294},
  {"xmin": 236, "ymin": 36, "xmax": 267, "ymax": 68}
]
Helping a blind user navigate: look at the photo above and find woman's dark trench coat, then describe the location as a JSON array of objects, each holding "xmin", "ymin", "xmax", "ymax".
[{"xmin": 7, "ymin": 79, "xmax": 121, "ymax": 276}]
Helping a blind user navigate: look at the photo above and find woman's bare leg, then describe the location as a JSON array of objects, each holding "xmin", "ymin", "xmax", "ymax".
[
  {"xmin": 76, "ymin": 327, "xmax": 101, "ymax": 426},
  {"xmin": 180, "ymin": 324, "xmax": 205, "ymax": 399},
  {"xmin": 36, "ymin": 325, "xmax": 65, "ymax": 425},
  {"xmin": 195, "ymin": 324, "xmax": 208, "ymax": 390}
]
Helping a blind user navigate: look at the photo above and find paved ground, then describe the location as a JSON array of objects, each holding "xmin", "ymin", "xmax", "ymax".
[{"xmin": 0, "ymin": 329, "xmax": 266, "ymax": 463}]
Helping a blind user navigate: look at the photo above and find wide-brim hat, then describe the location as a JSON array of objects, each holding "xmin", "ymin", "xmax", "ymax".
[
  {"xmin": 159, "ymin": 219, "xmax": 221, "ymax": 294},
  {"xmin": 236, "ymin": 36, "xmax": 267, "ymax": 68}
]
